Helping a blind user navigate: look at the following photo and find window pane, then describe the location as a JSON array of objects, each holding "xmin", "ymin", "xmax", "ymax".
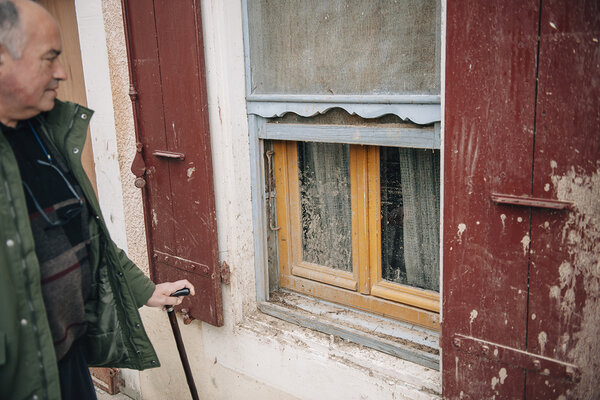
[
  {"xmin": 298, "ymin": 142, "xmax": 352, "ymax": 272},
  {"xmin": 380, "ymin": 147, "xmax": 440, "ymax": 291},
  {"xmin": 247, "ymin": 0, "xmax": 441, "ymax": 96},
  {"xmin": 380, "ymin": 149, "xmax": 407, "ymax": 282}
]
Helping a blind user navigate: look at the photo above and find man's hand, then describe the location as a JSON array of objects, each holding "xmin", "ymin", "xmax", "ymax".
[{"xmin": 145, "ymin": 280, "xmax": 195, "ymax": 308}]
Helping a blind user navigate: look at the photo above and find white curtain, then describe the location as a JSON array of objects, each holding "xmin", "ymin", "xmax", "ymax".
[{"xmin": 298, "ymin": 142, "xmax": 352, "ymax": 272}]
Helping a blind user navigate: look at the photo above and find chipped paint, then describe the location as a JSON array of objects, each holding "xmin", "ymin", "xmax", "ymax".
[
  {"xmin": 517, "ymin": 217, "xmax": 523, "ymax": 223},
  {"xmin": 469, "ymin": 310, "xmax": 478, "ymax": 334},
  {"xmin": 500, "ymin": 213, "xmax": 507, "ymax": 230},
  {"xmin": 538, "ymin": 331, "xmax": 548, "ymax": 355},
  {"xmin": 551, "ymin": 166, "xmax": 600, "ymax": 398},
  {"xmin": 469, "ymin": 309, "xmax": 478, "ymax": 324},
  {"xmin": 531, "ymin": 313, "xmax": 536, "ymax": 320},
  {"xmin": 559, "ymin": 333, "xmax": 570, "ymax": 355},
  {"xmin": 549, "ymin": 285, "xmax": 561, "ymax": 300},
  {"xmin": 521, "ymin": 234, "xmax": 530, "ymax": 256},
  {"xmin": 491, "ymin": 376, "xmax": 499, "ymax": 390},
  {"xmin": 187, "ymin": 166, "xmax": 196, "ymax": 179},
  {"xmin": 152, "ymin": 209, "xmax": 158, "ymax": 226},
  {"xmin": 455, "ymin": 356, "xmax": 459, "ymax": 383},
  {"xmin": 544, "ymin": 183, "xmax": 550, "ymax": 192},
  {"xmin": 457, "ymin": 223, "xmax": 467, "ymax": 242},
  {"xmin": 498, "ymin": 368, "xmax": 507, "ymax": 384},
  {"xmin": 558, "ymin": 261, "xmax": 574, "ymax": 289},
  {"xmin": 491, "ymin": 368, "xmax": 507, "ymax": 390},
  {"xmin": 549, "ymin": 21, "xmax": 557, "ymax": 29}
]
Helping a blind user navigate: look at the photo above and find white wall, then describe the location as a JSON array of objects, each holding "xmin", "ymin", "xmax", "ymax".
[
  {"xmin": 78, "ymin": 0, "xmax": 442, "ymax": 399},
  {"xmin": 73, "ymin": 0, "xmax": 128, "ymax": 251}
]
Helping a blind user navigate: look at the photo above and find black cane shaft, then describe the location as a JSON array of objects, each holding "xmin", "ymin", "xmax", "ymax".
[{"xmin": 168, "ymin": 309, "xmax": 200, "ymax": 400}]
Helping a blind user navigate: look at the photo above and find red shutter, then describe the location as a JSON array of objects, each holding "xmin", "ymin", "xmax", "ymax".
[
  {"xmin": 443, "ymin": 1, "xmax": 599, "ymax": 398},
  {"xmin": 526, "ymin": 1, "xmax": 599, "ymax": 398},
  {"xmin": 122, "ymin": 0, "xmax": 223, "ymax": 326}
]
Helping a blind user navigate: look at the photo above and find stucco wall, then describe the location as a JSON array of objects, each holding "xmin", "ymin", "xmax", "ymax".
[{"xmin": 78, "ymin": 1, "xmax": 442, "ymax": 399}]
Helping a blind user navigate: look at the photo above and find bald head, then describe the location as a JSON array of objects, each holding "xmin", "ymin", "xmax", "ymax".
[
  {"xmin": 0, "ymin": 0, "xmax": 24, "ymax": 58},
  {"xmin": 0, "ymin": 0, "xmax": 66, "ymax": 126},
  {"xmin": 0, "ymin": 0, "xmax": 57, "ymax": 58}
]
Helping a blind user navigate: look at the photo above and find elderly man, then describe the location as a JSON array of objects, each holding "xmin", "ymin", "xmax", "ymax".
[{"xmin": 0, "ymin": 1, "xmax": 194, "ymax": 399}]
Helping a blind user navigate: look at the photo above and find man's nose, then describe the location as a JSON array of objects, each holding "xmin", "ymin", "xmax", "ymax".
[{"xmin": 54, "ymin": 60, "xmax": 67, "ymax": 81}]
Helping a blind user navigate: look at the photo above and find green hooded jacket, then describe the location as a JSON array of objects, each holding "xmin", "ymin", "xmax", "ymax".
[{"xmin": 0, "ymin": 101, "xmax": 159, "ymax": 400}]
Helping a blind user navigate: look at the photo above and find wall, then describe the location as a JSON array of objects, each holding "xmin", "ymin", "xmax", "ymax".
[
  {"xmin": 79, "ymin": 1, "xmax": 442, "ymax": 399},
  {"xmin": 73, "ymin": 0, "xmax": 129, "ymax": 250}
]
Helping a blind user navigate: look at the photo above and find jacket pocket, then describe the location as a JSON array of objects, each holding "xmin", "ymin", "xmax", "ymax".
[{"xmin": 0, "ymin": 331, "xmax": 5, "ymax": 366}]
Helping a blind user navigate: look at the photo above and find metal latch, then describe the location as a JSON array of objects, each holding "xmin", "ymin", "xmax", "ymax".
[
  {"xmin": 491, "ymin": 193, "xmax": 572, "ymax": 210},
  {"xmin": 153, "ymin": 150, "xmax": 186, "ymax": 160}
]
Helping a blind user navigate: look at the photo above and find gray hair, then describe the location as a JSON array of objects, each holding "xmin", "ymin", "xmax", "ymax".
[{"xmin": 0, "ymin": 0, "xmax": 25, "ymax": 59}]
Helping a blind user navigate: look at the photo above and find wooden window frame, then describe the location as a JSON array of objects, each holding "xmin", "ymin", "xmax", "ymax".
[{"xmin": 273, "ymin": 139, "xmax": 439, "ymax": 330}]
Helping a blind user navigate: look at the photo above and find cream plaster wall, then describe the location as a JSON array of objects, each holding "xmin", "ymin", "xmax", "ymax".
[
  {"xmin": 73, "ymin": 0, "xmax": 128, "ymax": 251},
  {"xmin": 78, "ymin": 0, "xmax": 442, "ymax": 399}
]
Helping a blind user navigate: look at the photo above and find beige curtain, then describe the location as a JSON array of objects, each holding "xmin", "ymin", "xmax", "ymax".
[{"xmin": 398, "ymin": 148, "xmax": 440, "ymax": 291}]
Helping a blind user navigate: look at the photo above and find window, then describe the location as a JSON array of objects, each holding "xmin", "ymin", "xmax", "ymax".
[
  {"xmin": 270, "ymin": 114, "xmax": 440, "ymax": 329},
  {"xmin": 243, "ymin": 0, "xmax": 442, "ymax": 365}
]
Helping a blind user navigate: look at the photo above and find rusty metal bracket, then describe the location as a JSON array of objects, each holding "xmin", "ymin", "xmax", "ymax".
[
  {"xmin": 131, "ymin": 142, "xmax": 147, "ymax": 188},
  {"xmin": 265, "ymin": 149, "xmax": 281, "ymax": 231},
  {"xmin": 180, "ymin": 308, "xmax": 194, "ymax": 325},
  {"xmin": 89, "ymin": 367, "xmax": 121, "ymax": 395},
  {"xmin": 491, "ymin": 193, "xmax": 573, "ymax": 210},
  {"xmin": 452, "ymin": 334, "xmax": 580, "ymax": 382},
  {"xmin": 220, "ymin": 261, "xmax": 231, "ymax": 284}
]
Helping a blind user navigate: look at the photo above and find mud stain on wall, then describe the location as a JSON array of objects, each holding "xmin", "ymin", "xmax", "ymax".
[{"xmin": 551, "ymin": 166, "xmax": 600, "ymax": 398}]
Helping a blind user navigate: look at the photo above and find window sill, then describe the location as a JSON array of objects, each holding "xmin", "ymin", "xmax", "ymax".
[{"xmin": 259, "ymin": 290, "xmax": 440, "ymax": 370}]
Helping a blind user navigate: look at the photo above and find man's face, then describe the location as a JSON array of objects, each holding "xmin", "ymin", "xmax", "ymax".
[{"xmin": 0, "ymin": 4, "xmax": 66, "ymax": 125}]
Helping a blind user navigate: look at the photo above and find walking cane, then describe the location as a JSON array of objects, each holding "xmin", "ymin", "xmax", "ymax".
[{"xmin": 168, "ymin": 288, "xmax": 200, "ymax": 400}]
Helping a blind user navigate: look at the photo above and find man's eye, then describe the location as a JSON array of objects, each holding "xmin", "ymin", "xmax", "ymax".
[{"xmin": 44, "ymin": 54, "xmax": 60, "ymax": 62}]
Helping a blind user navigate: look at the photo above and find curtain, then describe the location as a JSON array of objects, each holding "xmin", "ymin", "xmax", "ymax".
[
  {"xmin": 398, "ymin": 148, "xmax": 440, "ymax": 291},
  {"xmin": 298, "ymin": 142, "xmax": 353, "ymax": 272}
]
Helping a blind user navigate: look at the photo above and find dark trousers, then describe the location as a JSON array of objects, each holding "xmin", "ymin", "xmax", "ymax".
[{"xmin": 57, "ymin": 338, "xmax": 97, "ymax": 400}]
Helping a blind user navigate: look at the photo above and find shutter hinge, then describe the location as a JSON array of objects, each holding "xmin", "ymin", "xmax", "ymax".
[
  {"xmin": 220, "ymin": 261, "xmax": 231, "ymax": 284},
  {"xmin": 131, "ymin": 142, "xmax": 147, "ymax": 188}
]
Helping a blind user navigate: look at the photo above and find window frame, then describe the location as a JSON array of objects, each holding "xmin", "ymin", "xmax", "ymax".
[
  {"xmin": 273, "ymin": 139, "xmax": 440, "ymax": 329},
  {"xmin": 242, "ymin": 0, "xmax": 443, "ymax": 370}
]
